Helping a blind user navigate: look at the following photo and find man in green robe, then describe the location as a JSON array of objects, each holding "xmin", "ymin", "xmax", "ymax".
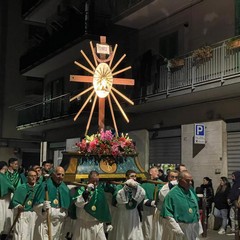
[
  {"xmin": 9, "ymin": 169, "xmax": 38, "ymax": 239},
  {"xmin": 161, "ymin": 171, "xmax": 202, "ymax": 240},
  {"xmin": 5, "ymin": 158, "xmax": 24, "ymax": 189},
  {"xmin": 33, "ymin": 165, "xmax": 44, "ymax": 186},
  {"xmin": 72, "ymin": 170, "xmax": 112, "ymax": 240},
  {"xmin": 0, "ymin": 161, "xmax": 14, "ymax": 238},
  {"xmin": 141, "ymin": 166, "xmax": 165, "ymax": 240},
  {"xmin": 33, "ymin": 166, "xmax": 71, "ymax": 240}
]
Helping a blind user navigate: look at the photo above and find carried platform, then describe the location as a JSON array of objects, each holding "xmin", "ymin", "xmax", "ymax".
[{"xmin": 61, "ymin": 151, "xmax": 147, "ymax": 182}]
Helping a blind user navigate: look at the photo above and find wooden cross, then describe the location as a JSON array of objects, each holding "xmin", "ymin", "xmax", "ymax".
[{"xmin": 70, "ymin": 36, "xmax": 135, "ymax": 136}]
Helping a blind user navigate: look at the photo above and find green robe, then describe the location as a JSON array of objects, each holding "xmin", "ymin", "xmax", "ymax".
[
  {"xmin": 161, "ymin": 185, "xmax": 199, "ymax": 223},
  {"xmin": 0, "ymin": 173, "xmax": 14, "ymax": 198},
  {"xmin": 9, "ymin": 183, "xmax": 38, "ymax": 211},
  {"xmin": 35, "ymin": 175, "xmax": 43, "ymax": 187},
  {"xmin": 141, "ymin": 181, "xmax": 164, "ymax": 201},
  {"xmin": 5, "ymin": 170, "xmax": 23, "ymax": 189},
  {"xmin": 73, "ymin": 183, "xmax": 111, "ymax": 223},
  {"xmin": 33, "ymin": 178, "xmax": 71, "ymax": 210}
]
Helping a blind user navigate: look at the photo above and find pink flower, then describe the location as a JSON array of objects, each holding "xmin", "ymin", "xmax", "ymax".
[
  {"xmin": 88, "ymin": 139, "xmax": 98, "ymax": 152},
  {"xmin": 100, "ymin": 130, "xmax": 113, "ymax": 141},
  {"xmin": 76, "ymin": 131, "xmax": 137, "ymax": 157}
]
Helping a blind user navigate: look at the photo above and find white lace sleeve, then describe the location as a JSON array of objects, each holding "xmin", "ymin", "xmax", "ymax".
[
  {"xmin": 75, "ymin": 195, "xmax": 87, "ymax": 208},
  {"xmin": 116, "ymin": 188, "xmax": 128, "ymax": 204},
  {"xmin": 132, "ymin": 185, "xmax": 145, "ymax": 203}
]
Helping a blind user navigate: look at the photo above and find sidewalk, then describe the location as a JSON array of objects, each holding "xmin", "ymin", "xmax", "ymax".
[{"xmin": 200, "ymin": 229, "xmax": 235, "ymax": 239}]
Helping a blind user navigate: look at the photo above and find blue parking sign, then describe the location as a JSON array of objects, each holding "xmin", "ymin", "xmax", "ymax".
[{"xmin": 194, "ymin": 124, "xmax": 205, "ymax": 144}]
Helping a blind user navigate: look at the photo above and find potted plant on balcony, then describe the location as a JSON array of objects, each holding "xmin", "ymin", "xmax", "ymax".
[
  {"xmin": 169, "ymin": 58, "xmax": 185, "ymax": 69},
  {"xmin": 192, "ymin": 45, "xmax": 213, "ymax": 66},
  {"xmin": 226, "ymin": 37, "xmax": 240, "ymax": 50}
]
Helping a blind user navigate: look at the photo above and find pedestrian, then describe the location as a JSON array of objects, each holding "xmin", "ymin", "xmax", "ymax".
[
  {"xmin": 200, "ymin": 177, "xmax": 214, "ymax": 216},
  {"xmin": 227, "ymin": 171, "xmax": 240, "ymax": 235},
  {"xmin": 213, "ymin": 177, "xmax": 231, "ymax": 235}
]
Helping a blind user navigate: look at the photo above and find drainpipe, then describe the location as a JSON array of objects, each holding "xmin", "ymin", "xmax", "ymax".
[{"xmin": 84, "ymin": 0, "xmax": 90, "ymax": 34}]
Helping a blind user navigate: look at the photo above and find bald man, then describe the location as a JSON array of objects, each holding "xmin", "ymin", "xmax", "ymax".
[
  {"xmin": 161, "ymin": 171, "xmax": 202, "ymax": 240},
  {"xmin": 33, "ymin": 166, "xmax": 71, "ymax": 240}
]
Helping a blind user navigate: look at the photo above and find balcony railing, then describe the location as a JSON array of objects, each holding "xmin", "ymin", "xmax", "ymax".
[
  {"xmin": 20, "ymin": 2, "xmax": 111, "ymax": 73},
  {"xmin": 16, "ymin": 93, "xmax": 80, "ymax": 129},
  {"xmin": 17, "ymin": 37, "xmax": 240, "ymax": 129},
  {"xmin": 139, "ymin": 38, "xmax": 240, "ymax": 102}
]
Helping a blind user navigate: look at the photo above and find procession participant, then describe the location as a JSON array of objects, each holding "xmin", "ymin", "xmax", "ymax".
[
  {"xmin": 41, "ymin": 160, "xmax": 53, "ymax": 177},
  {"xmin": 109, "ymin": 169, "xmax": 145, "ymax": 240},
  {"xmin": 158, "ymin": 170, "xmax": 179, "ymax": 206},
  {"xmin": 0, "ymin": 161, "xmax": 14, "ymax": 238},
  {"xmin": 33, "ymin": 166, "xmax": 71, "ymax": 240},
  {"xmin": 5, "ymin": 158, "xmax": 24, "ymax": 189},
  {"xmin": 72, "ymin": 170, "xmax": 112, "ymax": 240},
  {"xmin": 141, "ymin": 166, "xmax": 164, "ymax": 240},
  {"xmin": 175, "ymin": 164, "xmax": 187, "ymax": 172},
  {"xmin": 161, "ymin": 170, "xmax": 201, "ymax": 240},
  {"xmin": 9, "ymin": 169, "xmax": 38, "ymax": 240},
  {"xmin": 32, "ymin": 165, "xmax": 43, "ymax": 185},
  {"xmin": 176, "ymin": 164, "xmax": 195, "ymax": 188},
  {"xmin": 4, "ymin": 158, "xmax": 24, "ymax": 239},
  {"xmin": 157, "ymin": 170, "xmax": 179, "ymax": 240}
]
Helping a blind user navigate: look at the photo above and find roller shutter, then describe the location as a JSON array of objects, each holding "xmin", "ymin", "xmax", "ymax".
[
  {"xmin": 227, "ymin": 131, "xmax": 240, "ymax": 177},
  {"xmin": 149, "ymin": 136, "xmax": 181, "ymax": 164}
]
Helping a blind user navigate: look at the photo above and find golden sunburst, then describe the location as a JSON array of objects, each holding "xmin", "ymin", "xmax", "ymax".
[{"xmin": 70, "ymin": 36, "xmax": 135, "ymax": 136}]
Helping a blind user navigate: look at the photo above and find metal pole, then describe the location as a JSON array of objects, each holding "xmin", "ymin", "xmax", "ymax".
[{"xmin": 84, "ymin": 0, "xmax": 89, "ymax": 34}]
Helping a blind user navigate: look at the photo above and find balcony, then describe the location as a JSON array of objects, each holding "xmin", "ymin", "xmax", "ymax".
[
  {"xmin": 128, "ymin": 37, "xmax": 240, "ymax": 113},
  {"xmin": 20, "ymin": 0, "xmax": 114, "ymax": 77},
  {"xmin": 113, "ymin": 0, "xmax": 203, "ymax": 29},
  {"xmin": 17, "ymin": 36, "xmax": 240, "ymax": 130}
]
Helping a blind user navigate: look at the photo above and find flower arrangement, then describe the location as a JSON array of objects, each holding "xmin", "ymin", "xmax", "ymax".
[
  {"xmin": 226, "ymin": 38, "xmax": 240, "ymax": 50},
  {"xmin": 76, "ymin": 130, "xmax": 137, "ymax": 157},
  {"xmin": 192, "ymin": 45, "xmax": 213, "ymax": 65},
  {"xmin": 169, "ymin": 58, "xmax": 185, "ymax": 69}
]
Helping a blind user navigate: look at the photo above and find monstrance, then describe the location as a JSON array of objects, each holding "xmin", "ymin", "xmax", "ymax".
[{"xmin": 70, "ymin": 36, "xmax": 134, "ymax": 136}]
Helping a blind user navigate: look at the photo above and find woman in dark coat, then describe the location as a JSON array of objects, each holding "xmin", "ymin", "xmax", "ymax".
[
  {"xmin": 200, "ymin": 177, "xmax": 214, "ymax": 216},
  {"xmin": 214, "ymin": 177, "xmax": 231, "ymax": 234}
]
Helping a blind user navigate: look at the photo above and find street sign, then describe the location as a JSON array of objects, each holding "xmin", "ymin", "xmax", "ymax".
[{"xmin": 194, "ymin": 123, "xmax": 205, "ymax": 144}]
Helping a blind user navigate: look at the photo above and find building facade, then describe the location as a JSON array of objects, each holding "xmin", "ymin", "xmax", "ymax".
[{"xmin": 1, "ymin": 0, "xmax": 240, "ymax": 187}]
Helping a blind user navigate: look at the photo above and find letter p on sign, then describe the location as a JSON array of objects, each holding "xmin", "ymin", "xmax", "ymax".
[{"xmin": 194, "ymin": 124, "xmax": 205, "ymax": 144}]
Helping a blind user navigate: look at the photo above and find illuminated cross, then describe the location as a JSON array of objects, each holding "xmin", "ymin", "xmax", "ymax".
[{"xmin": 70, "ymin": 36, "xmax": 135, "ymax": 136}]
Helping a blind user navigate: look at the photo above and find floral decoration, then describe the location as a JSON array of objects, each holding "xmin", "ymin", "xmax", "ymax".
[
  {"xmin": 192, "ymin": 45, "xmax": 213, "ymax": 65},
  {"xmin": 226, "ymin": 38, "xmax": 240, "ymax": 50},
  {"xmin": 76, "ymin": 130, "xmax": 137, "ymax": 157},
  {"xmin": 169, "ymin": 58, "xmax": 185, "ymax": 69}
]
